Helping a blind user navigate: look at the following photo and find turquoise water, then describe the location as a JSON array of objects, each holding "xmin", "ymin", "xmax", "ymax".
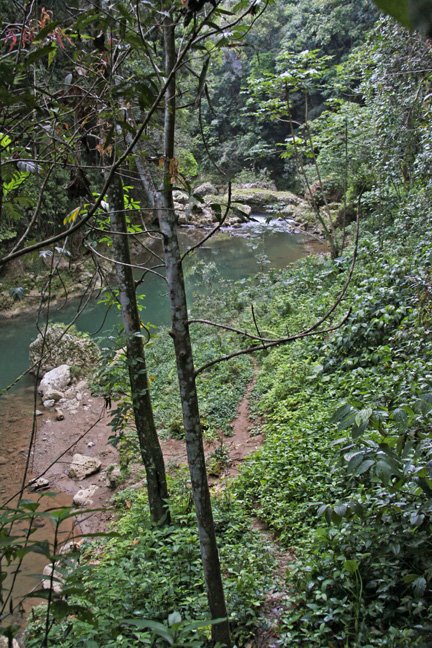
[{"xmin": 0, "ymin": 224, "xmax": 318, "ymax": 392}]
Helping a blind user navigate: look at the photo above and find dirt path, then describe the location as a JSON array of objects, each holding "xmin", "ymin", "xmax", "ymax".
[{"xmin": 159, "ymin": 370, "xmax": 263, "ymax": 482}]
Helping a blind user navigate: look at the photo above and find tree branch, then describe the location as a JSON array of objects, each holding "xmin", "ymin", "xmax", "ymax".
[{"xmin": 194, "ymin": 204, "xmax": 361, "ymax": 376}]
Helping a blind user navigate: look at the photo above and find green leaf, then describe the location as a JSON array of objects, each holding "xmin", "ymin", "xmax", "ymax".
[
  {"xmin": 373, "ymin": 0, "xmax": 410, "ymax": 28},
  {"xmin": 355, "ymin": 459, "xmax": 375, "ymax": 475},
  {"xmin": 168, "ymin": 611, "xmax": 182, "ymax": 626},
  {"xmin": 343, "ymin": 559, "xmax": 359, "ymax": 573},
  {"xmin": 374, "ymin": 0, "xmax": 432, "ymax": 36},
  {"xmin": 0, "ymin": 133, "xmax": 12, "ymax": 149},
  {"xmin": 32, "ymin": 21, "xmax": 60, "ymax": 43},
  {"xmin": 375, "ymin": 460, "xmax": 393, "ymax": 482},
  {"xmin": 25, "ymin": 43, "xmax": 57, "ymax": 66},
  {"xmin": 125, "ymin": 619, "xmax": 173, "ymax": 644},
  {"xmin": 412, "ymin": 576, "xmax": 427, "ymax": 597}
]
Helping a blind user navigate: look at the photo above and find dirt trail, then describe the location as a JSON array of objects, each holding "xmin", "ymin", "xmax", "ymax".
[{"xmin": 160, "ymin": 371, "xmax": 263, "ymax": 480}]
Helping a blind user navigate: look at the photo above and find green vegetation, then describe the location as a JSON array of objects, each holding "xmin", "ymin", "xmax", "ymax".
[
  {"xmin": 2, "ymin": 0, "xmax": 432, "ymax": 646},
  {"xmin": 26, "ymin": 481, "xmax": 274, "ymax": 647}
]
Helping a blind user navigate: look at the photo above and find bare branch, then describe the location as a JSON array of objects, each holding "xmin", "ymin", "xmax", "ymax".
[
  {"xmin": 195, "ymin": 311, "xmax": 351, "ymax": 376},
  {"xmin": 188, "ymin": 317, "xmax": 275, "ymax": 342},
  {"xmin": 86, "ymin": 242, "xmax": 167, "ymax": 282}
]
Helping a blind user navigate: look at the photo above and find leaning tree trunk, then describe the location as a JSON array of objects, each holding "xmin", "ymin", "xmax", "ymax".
[
  {"xmin": 154, "ymin": 17, "xmax": 231, "ymax": 647},
  {"xmin": 110, "ymin": 172, "xmax": 170, "ymax": 526}
]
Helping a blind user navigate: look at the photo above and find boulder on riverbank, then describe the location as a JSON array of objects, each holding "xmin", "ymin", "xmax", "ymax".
[
  {"xmin": 68, "ymin": 453, "xmax": 102, "ymax": 480},
  {"xmin": 39, "ymin": 364, "xmax": 71, "ymax": 399},
  {"xmin": 73, "ymin": 484, "xmax": 98, "ymax": 507},
  {"xmin": 29, "ymin": 323, "xmax": 100, "ymax": 376}
]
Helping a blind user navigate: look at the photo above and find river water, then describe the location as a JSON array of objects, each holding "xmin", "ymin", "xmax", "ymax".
[
  {"xmin": 0, "ymin": 220, "xmax": 322, "ymax": 622},
  {"xmin": 0, "ymin": 221, "xmax": 319, "ymax": 391}
]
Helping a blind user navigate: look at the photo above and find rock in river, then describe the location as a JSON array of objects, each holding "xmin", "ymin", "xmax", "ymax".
[{"xmin": 29, "ymin": 323, "xmax": 100, "ymax": 376}]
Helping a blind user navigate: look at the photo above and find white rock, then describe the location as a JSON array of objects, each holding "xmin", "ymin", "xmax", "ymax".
[
  {"xmin": 59, "ymin": 539, "xmax": 82, "ymax": 555},
  {"xmin": 172, "ymin": 189, "xmax": 189, "ymax": 204},
  {"xmin": 87, "ymin": 441, "xmax": 95, "ymax": 448},
  {"xmin": 43, "ymin": 399, "xmax": 55, "ymax": 409},
  {"xmin": 35, "ymin": 409, "xmax": 43, "ymax": 416},
  {"xmin": 39, "ymin": 365, "xmax": 71, "ymax": 397},
  {"xmin": 42, "ymin": 564, "xmax": 64, "ymax": 594},
  {"xmin": 68, "ymin": 454, "xmax": 102, "ymax": 480},
  {"xmin": 194, "ymin": 182, "xmax": 217, "ymax": 196},
  {"xmin": 29, "ymin": 325, "xmax": 100, "ymax": 376},
  {"xmin": 43, "ymin": 389, "xmax": 64, "ymax": 402},
  {"xmin": 0, "ymin": 638, "xmax": 21, "ymax": 647},
  {"xmin": 73, "ymin": 485, "xmax": 98, "ymax": 507},
  {"xmin": 29, "ymin": 477, "xmax": 50, "ymax": 491}
]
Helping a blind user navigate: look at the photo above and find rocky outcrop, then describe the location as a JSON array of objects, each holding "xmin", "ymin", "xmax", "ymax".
[
  {"xmin": 105, "ymin": 464, "xmax": 122, "ymax": 489},
  {"xmin": 193, "ymin": 181, "xmax": 217, "ymax": 196},
  {"xmin": 42, "ymin": 564, "xmax": 64, "ymax": 594},
  {"xmin": 68, "ymin": 454, "xmax": 101, "ymax": 480},
  {"xmin": 28, "ymin": 477, "xmax": 50, "ymax": 492},
  {"xmin": 308, "ymin": 179, "xmax": 343, "ymax": 206},
  {"xmin": 174, "ymin": 183, "xmax": 316, "ymax": 230},
  {"xmin": 0, "ymin": 290, "xmax": 15, "ymax": 311},
  {"xmin": 29, "ymin": 323, "xmax": 100, "ymax": 376}
]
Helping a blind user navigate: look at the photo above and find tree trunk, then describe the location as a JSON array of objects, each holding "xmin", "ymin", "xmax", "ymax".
[
  {"xmin": 155, "ymin": 18, "xmax": 231, "ymax": 646},
  {"xmin": 109, "ymin": 173, "xmax": 170, "ymax": 526}
]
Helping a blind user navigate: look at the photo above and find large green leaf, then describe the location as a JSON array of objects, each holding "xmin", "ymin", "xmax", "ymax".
[
  {"xmin": 374, "ymin": 0, "xmax": 432, "ymax": 36},
  {"xmin": 374, "ymin": 0, "xmax": 410, "ymax": 27}
]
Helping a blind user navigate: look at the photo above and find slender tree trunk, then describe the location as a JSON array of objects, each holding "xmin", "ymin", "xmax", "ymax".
[
  {"xmin": 110, "ymin": 172, "xmax": 170, "ymax": 526},
  {"xmin": 154, "ymin": 17, "xmax": 231, "ymax": 646}
]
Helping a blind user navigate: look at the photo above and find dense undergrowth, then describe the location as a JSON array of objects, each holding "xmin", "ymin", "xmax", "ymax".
[
  {"xmin": 26, "ymin": 477, "xmax": 274, "ymax": 647},
  {"xmin": 235, "ymin": 192, "xmax": 432, "ymax": 646},
  {"xmin": 27, "ymin": 190, "xmax": 432, "ymax": 646}
]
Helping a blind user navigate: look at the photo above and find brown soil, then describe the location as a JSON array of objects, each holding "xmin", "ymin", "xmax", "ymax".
[
  {"xmin": 252, "ymin": 519, "xmax": 295, "ymax": 647},
  {"xmin": 30, "ymin": 397, "xmax": 118, "ymax": 537}
]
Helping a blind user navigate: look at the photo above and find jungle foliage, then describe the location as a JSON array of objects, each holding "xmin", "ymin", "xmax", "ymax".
[{"xmin": 2, "ymin": 0, "xmax": 432, "ymax": 646}]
